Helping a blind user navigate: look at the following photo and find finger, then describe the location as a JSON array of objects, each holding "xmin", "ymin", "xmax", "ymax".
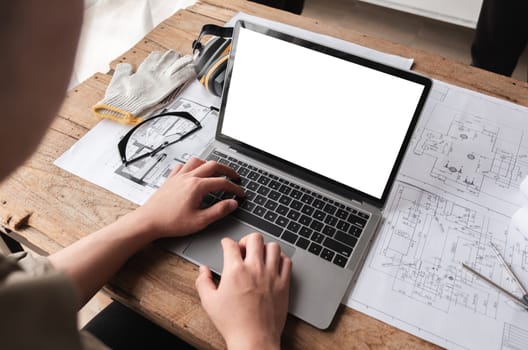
[
  {"xmin": 199, "ymin": 199, "xmax": 238, "ymax": 224},
  {"xmin": 195, "ymin": 265, "xmax": 216, "ymax": 305},
  {"xmin": 265, "ymin": 242, "xmax": 281, "ymax": 273},
  {"xmin": 221, "ymin": 237, "xmax": 243, "ymax": 269},
  {"xmin": 191, "ymin": 160, "xmax": 240, "ymax": 180},
  {"xmin": 180, "ymin": 157, "xmax": 206, "ymax": 173},
  {"xmin": 199, "ymin": 177, "xmax": 245, "ymax": 198},
  {"xmin": 239, "ymin": 233, "xmax": 265, "ymax": 265},
  {"xmin": 280, "ymin": 254, "xmax": 293, "ymax": 283},
  {"xmin": 168, "ymin": 163, "xmax": 184, "ymax": 178}
]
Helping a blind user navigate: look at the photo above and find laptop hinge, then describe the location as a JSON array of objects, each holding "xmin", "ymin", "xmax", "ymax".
[
  {"xmin": 361, "ymin": 201, "xmax": 379, "ymax": 213},
  {"xmin": 350, "ymin": 199, "xmax": 363, "ymax": 207}
]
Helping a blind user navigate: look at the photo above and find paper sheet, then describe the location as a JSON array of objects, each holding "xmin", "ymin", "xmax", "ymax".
[
  {"xmin": 55, "ymin": 12, "xmax": 414, "ymax": 205},
  {"xmin": 512, "ymin": 177, "xmax": 528, "ymax": 245},
  {"xmin": 512, "ymin": 207, "xmax": 528, "ymax": 241},
  {"xmin": 345, "ymin": 80, "xmax": 528, "ymax": 350}
]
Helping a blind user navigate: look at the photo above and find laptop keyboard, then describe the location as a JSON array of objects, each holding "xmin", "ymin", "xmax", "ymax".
[{"xmin": 203, "ymin": 150, "xmax": 370, "ymax": 268}]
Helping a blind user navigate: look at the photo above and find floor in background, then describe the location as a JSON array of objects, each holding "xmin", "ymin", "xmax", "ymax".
[
  {"xmin": 77, "ymin": 0, "xmax": 527, "ymax": 330},
  {"xmin": 79, "ymin": 292, "xmax": 113, "ymax": 328},
  {"xmin": 302, "ymin": 0, "xmax": 528, "ymax": 81}
]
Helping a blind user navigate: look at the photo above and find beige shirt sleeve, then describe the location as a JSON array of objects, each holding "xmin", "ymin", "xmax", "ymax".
[{"xmin": 0, "ymin": 252, "xmax": 109, "ymax": 350}]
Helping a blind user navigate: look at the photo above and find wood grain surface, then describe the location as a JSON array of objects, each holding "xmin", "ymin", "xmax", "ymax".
[{"xmin": 1, "ymin": 0, "xmax": 527, "ymax": 348}]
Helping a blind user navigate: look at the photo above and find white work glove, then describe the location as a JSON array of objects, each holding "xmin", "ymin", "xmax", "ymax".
[{"xmin": 92, "ymin": 50, "xmax": 196, "ymax": 124}]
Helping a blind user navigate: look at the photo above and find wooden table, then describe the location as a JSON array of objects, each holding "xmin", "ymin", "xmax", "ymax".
[{"xmin": 1, "ymin": 0, "xmax": 527, "ymax": 348}]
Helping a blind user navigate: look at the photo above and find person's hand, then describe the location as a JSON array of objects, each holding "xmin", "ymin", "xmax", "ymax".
[
  {"xmin": 195, "ymin": 233, "xmax": 292, "ymax": 350},
  {"xmin": 134, "ymin": 157, "xmax": 244, "ymax": 239}
]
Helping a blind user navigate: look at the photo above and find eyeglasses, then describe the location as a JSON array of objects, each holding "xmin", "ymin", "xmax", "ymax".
[{"xmin": 118, "ymin": 111, "xmax": 202, "ymax": 166}]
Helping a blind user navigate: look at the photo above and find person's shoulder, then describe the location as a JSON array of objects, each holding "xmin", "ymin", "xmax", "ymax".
[
  {"xmin": 0, "ymin": 252, "xmax": 86, "ymax": 349},
  {"xmin": 0, "ymin": 252, "xmax": 22, "ymax": 281}
]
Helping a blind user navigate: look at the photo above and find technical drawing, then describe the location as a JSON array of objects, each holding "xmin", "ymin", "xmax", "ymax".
[
  {"xmin": 501, "ymin": 323, "xmax": 528, "ymax": 350},
  {"xmin": 407, "ymin": 104, "xmax": 528, "ymax": 208},
  {"xmin": 371, "ymin": 182, "xmax": 523, "ymax": 318},
  {"xmin": 346, "ymin": 81, "xmax": 528, "ymax": 350}
]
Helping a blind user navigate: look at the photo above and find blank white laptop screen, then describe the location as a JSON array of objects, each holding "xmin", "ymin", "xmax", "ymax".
[{"xmin": 221, "ymin": 26, "xmax": 425, "ymax": 200}]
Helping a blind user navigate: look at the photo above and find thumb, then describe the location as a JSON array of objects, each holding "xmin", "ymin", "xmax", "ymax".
[{"xmin": 195, "ymin": 265, "xmax": 216, "ymax": 304}]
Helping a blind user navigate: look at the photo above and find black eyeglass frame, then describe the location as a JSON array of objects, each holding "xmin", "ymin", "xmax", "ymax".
[{"xmin": 118, "ymin": 111, "xmax": 202, "ymax": 166}]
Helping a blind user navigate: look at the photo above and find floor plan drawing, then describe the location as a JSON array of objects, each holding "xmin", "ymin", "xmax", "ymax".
[
  {"xmin": 403, "ymin": 86, "xmax": 528, "ymax": 214},
  {"xmin": 412, "ymin": 106, "xmax": 526, "ymax": 199},
  {"xmin": 346, "ymin": 80, "xmax": 528, "ymax": 350}
]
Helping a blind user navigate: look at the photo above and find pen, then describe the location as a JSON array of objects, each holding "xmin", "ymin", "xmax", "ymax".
[{"xmin": 462, "ymin": 262, "xmax": 528, "ymax": 310}]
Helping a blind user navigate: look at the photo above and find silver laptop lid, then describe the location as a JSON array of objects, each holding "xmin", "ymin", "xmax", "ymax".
[{"xmin": 216, "ymin": 21, "xmax": 431, "ymax": 208}]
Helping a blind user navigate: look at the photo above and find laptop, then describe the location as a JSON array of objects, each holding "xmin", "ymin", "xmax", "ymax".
[{"xmin": 166, "ymin": 20, "xmax": 432, "ymax": 329}]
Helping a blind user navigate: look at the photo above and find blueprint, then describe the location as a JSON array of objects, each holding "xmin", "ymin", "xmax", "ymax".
[
  {"xmin": 54, "ymin": 82, "xmax": 221, "ymax": 204},
  {"xmin": 346, "ymin": 80, "xmax": 528, "ymax": 350}
]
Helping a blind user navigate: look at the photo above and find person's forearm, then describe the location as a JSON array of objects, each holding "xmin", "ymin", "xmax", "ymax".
[
  {"xmin": 48, "ymin": 211, "xmax": 156, "ymax": 308},
  {"xmin": 48, "ymin": 159, "xmax": 243, "ymax": 309}
]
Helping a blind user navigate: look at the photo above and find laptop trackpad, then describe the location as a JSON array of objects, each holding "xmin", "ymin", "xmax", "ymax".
[{"xmin": 182, "ymin": 216, "xmax": 295, "ymax": 275}]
